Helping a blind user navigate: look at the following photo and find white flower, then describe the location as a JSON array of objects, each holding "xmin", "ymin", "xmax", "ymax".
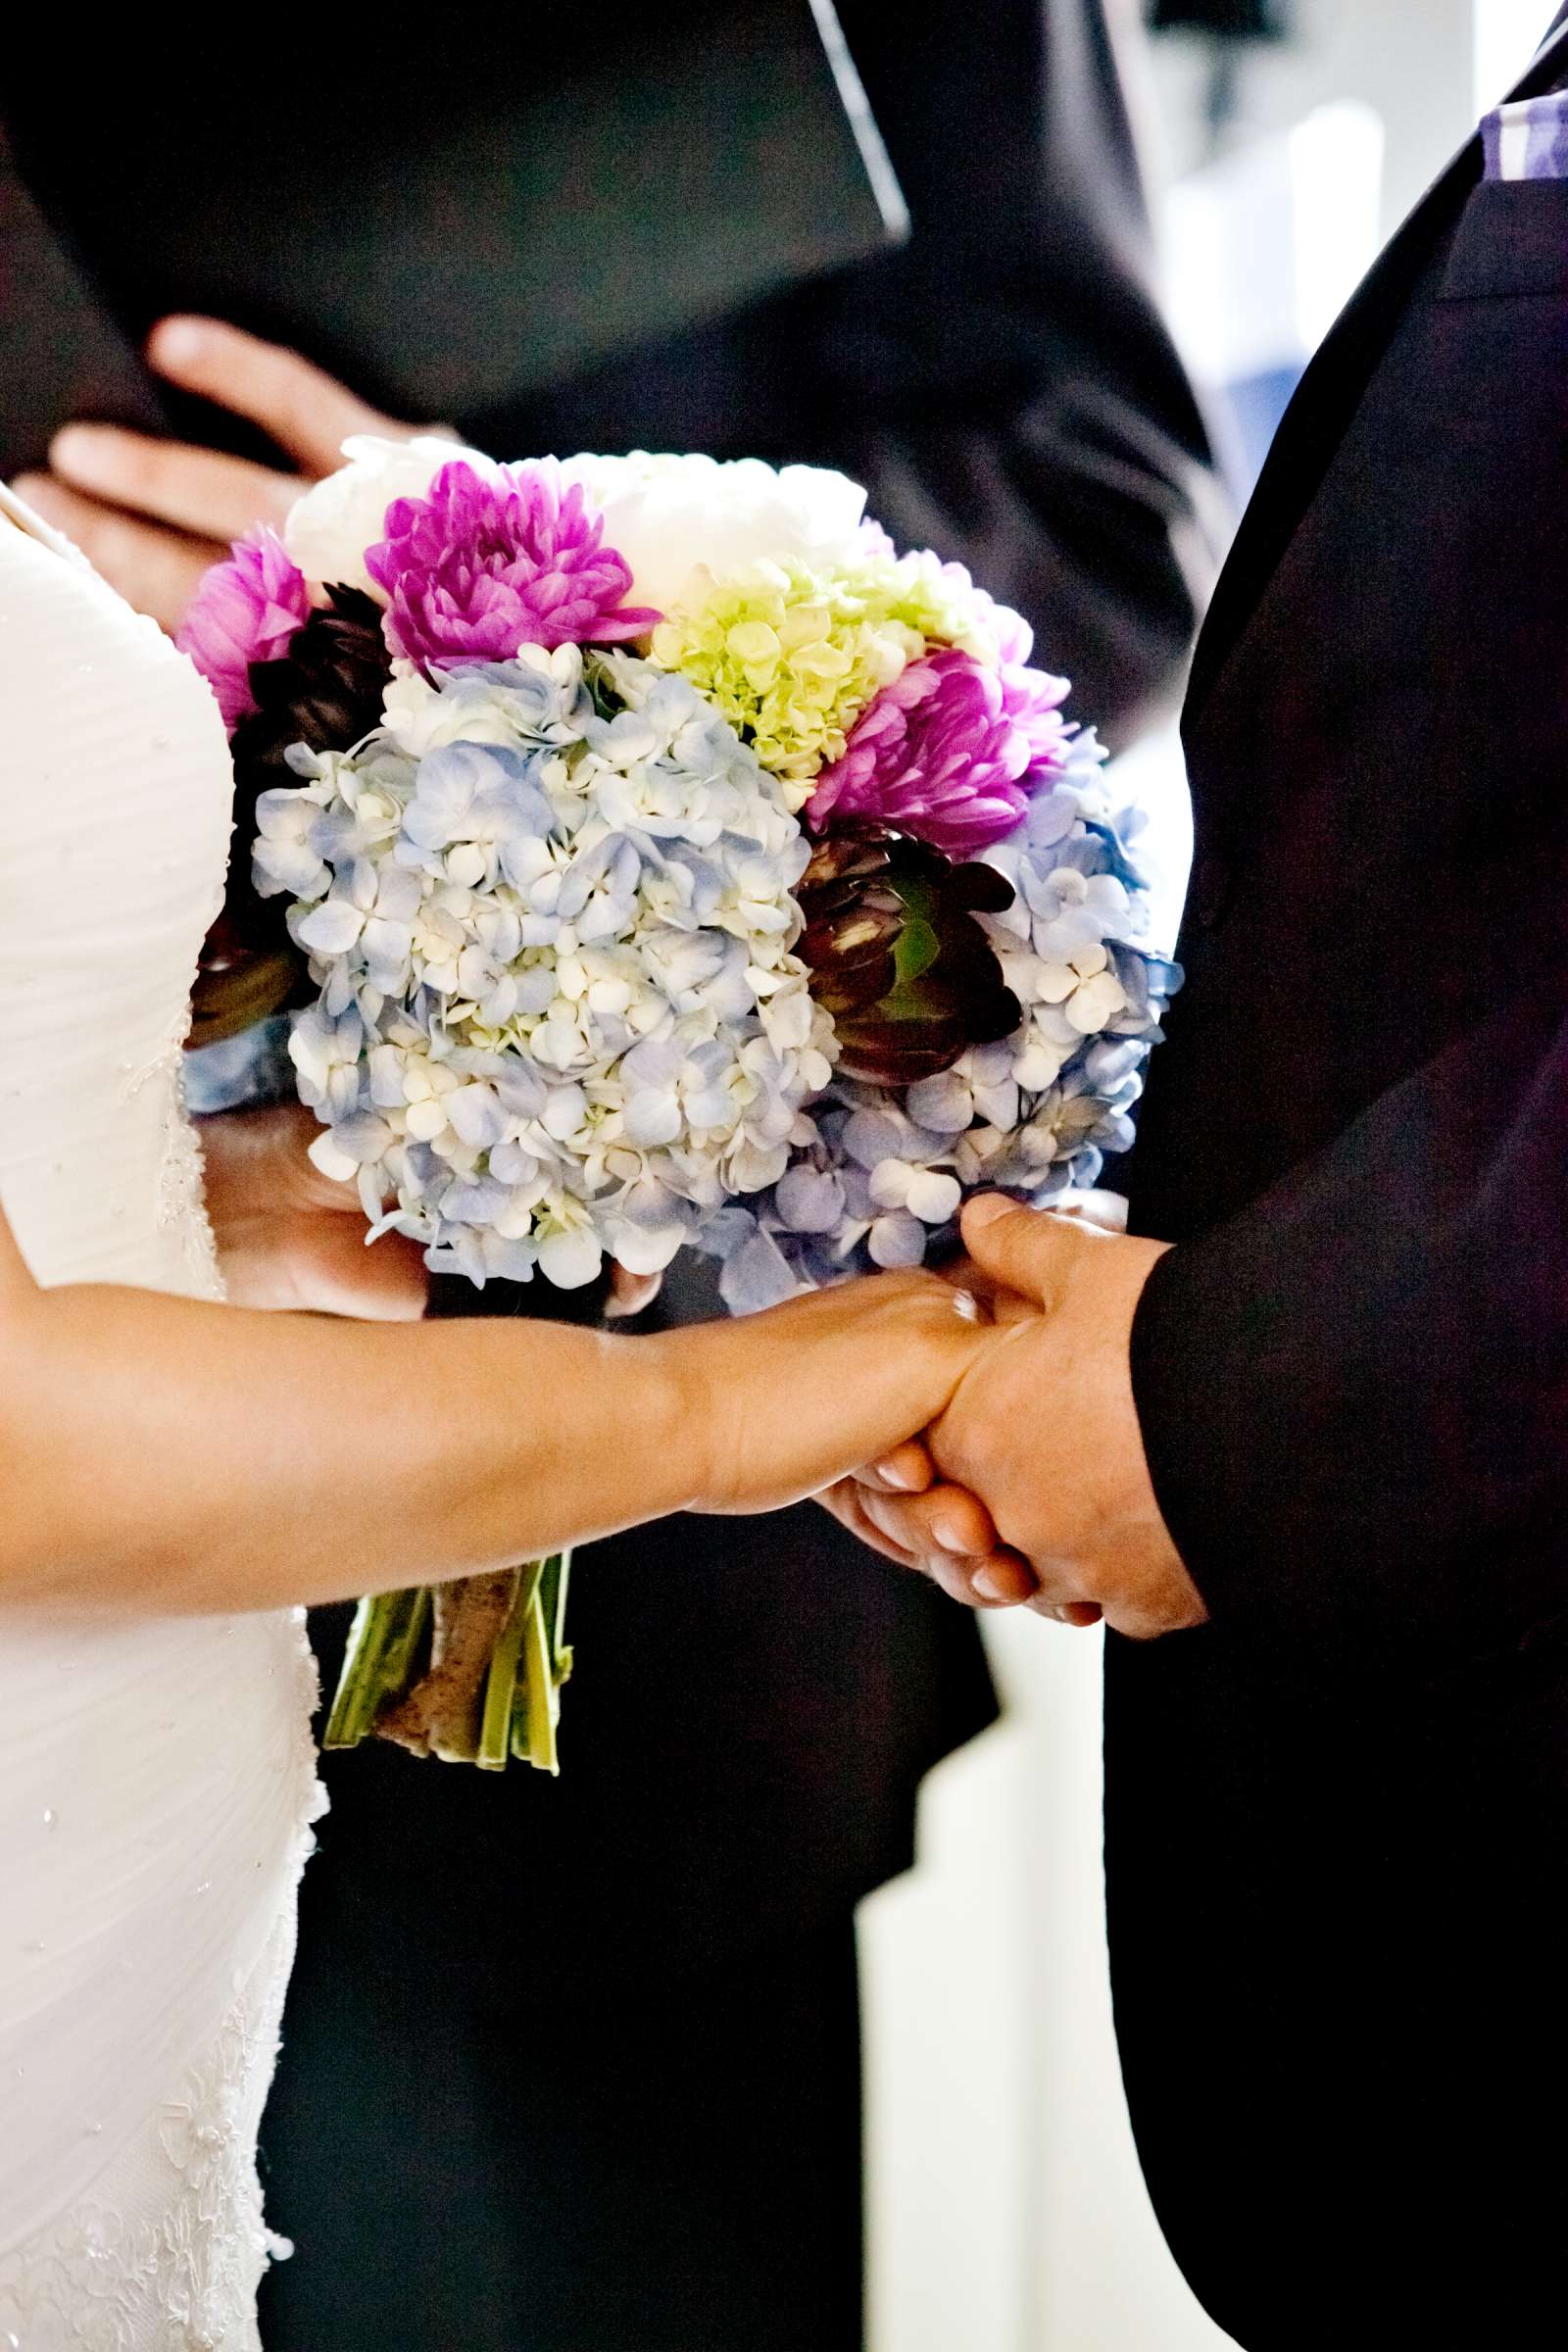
[
  {"xmin": 906, "ymin": 1054, "xmax": 1019, "ymax": 1139},
  {"xmin": 557, "ymin": 451, "xmax": 868, "ymax": 619},
  {"xmin": 1010, "ymin": 1023, "xmax": 1078, "ymax": 1095},
  {"xmin": 866, "ymin": 1159, "xmax": 963, "ymax": 1225},
  {"xmin": 533, "ymin": 1199, "xmax": 605, "ymax": 1290},
  {"xmin": 1020, "ymin": 941, "xmax": 1130, "ymax": 1037},
  {"xmin": 289, "ymin": 1005, "xmax": 366, "ymax": 1123},
  {"xmin": 381, "ymin": 645, "xmax": 587, "ymax": 759},
  {"xmin": 254, "ymin": 788, "xmax": 333, "ymax": 900},
  {"xmin": 867, "ymin": 1209, "xmax": 928, "ymax": 1269},
  {"xmin": 283, "ymin": 434, "xmax": 470, "ymax": 595}
]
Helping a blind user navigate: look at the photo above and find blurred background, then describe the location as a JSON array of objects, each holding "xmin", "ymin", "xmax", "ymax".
[{"xmin": 861, "ymin": 8, "xmax": 1550, "ymax": 2350}]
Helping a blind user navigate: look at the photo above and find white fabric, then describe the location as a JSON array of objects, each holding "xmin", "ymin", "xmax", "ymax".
[
  {"xmin": 0, "ymin": 486, "xmax": 320, "ymax": 2346},
  {"xmin": 0, "ymin": 1908, "xmax": 300, "ymax": 2352}
]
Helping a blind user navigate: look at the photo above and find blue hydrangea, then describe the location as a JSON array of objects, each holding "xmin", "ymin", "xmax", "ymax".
[
  {"xmin": 698, "ymin": 733, "xmax": 1182, "ymax": 1312},
  {"xmin": 254, "ymin": 641, "xmax": 1176, "ymax": 1309},
  {"xmin": 254, "ymin": 647, "xmax": 835, "ymax": 1288}
]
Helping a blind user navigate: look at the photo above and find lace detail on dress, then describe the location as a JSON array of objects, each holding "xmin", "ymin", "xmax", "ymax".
[
  {"xmin": 124, "ymin": 1015, "xmax": 223, "ymax": 1306},
  {"xmin": 0, "ymin": 1908, "xmax": 297, "ymax": 2352}
]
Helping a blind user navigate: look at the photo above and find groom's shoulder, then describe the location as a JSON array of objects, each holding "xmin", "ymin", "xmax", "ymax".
[{"xmin": 1181, "ymin": 24, "xmax": 1568, "ymax": 726}]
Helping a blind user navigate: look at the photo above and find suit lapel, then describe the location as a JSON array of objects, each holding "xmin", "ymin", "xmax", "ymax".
[{"xmin": 1184, "ymin": 19, "xmax": 1568, "ymax": 725}]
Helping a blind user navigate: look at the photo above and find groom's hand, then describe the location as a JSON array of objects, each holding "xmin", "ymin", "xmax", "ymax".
[
  {"xmin": 837, "ymin": 1197, "xmax": 1207, "ymax": 1639},
  {"xmin": 12, "ymin": 318, "xmax": 432, "ymax": 630}
]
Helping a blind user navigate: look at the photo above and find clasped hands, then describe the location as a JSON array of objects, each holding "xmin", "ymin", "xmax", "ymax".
[
  {"xmin": 36, "ymin": 318, "xmax": 1204, "ymax": 1640},
  {"xmin": 202, "ymin": 1113, "xmax": 1203, "ymax": 1638},
  {"xmin": 820, "ymin": 1195, "xmax": 1208, "ymax": 1640}
]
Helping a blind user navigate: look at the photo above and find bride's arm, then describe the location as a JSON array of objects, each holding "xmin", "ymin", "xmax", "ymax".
[{"xmin": 0, "ymin": 1197, "xmax": 987, "ymax": 1616}]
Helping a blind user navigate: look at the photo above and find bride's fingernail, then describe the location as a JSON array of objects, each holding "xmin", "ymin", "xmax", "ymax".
[{"xmin": 933, "ymin": 1515, "xmax": 971, "ymax": 1553}]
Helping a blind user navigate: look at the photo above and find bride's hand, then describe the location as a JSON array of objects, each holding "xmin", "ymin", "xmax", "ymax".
[
  {"xmin": 197, "ymin": 1102, "xmax": 429, "ymax": 1319},
  {"xmin": 198, "ymin": 1102, "xmax": 661, "ymax": 1323},
  {"xmin": 663, "ymin": 1272, "xmax": 994, "ymax": 1519}
]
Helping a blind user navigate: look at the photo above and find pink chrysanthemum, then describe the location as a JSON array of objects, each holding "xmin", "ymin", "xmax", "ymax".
[
  {"xmin": 366, "ymin": 457, "xmax": 661, "ymax": 667},
  {"xmin": 176, "ymin": 527, "xmax": 311, "ymax": 732},
  {"xmin": 808, "ymin": 648, "xmax": 1070, "ymax": 859}
]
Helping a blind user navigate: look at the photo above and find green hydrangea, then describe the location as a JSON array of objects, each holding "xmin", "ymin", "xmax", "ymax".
[{"xmin": 651, "ymin": 551, "xmax": 996, "ymax": 804}]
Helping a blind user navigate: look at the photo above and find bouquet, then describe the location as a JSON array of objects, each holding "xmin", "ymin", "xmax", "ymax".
[{"xmin": 180, "ymin": 439, "xmax": 1179, "ymax": 1769}]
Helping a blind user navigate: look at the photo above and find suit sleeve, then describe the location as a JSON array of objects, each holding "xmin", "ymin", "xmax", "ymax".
[
  {"xmin": 822, "ymin": 0, "xmax": 1229, "ymax": 748},
  {"xmin": 1130, "ymin": 991, "xmax": 1568, "ymax": 1660}
]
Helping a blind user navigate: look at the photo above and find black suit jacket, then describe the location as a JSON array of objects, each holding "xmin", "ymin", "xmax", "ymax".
[
  {"xmin": 2, "ymin": 4, "xmax": 1216, "ymax": 1972},
  {"xmin": 1115, "ymin": 17, "xmax": 1568, "ymax": 2344}
]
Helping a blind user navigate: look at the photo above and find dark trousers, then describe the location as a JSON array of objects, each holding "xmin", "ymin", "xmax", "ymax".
[{"xmin": 258, "ymin": 1917, "xmax": 863, "ymax": 2352}]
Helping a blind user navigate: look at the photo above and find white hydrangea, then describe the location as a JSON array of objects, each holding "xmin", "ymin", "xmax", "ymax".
[
  {"xmin": 556, "ymin": 451, "xmax": 869, "ymax": 621},
  {"xmin": 283, "ymin": 433, "xmax": 470, "ymax": 596}
]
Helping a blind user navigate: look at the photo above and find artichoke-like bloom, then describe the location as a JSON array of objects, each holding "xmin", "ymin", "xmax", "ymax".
[
  {"xmin": 193, "ymin": 586, "xmax": 394, "ymax": 1045},
  {"xmin": 367, "ymin": 457, "xmax": 661, "ymax": 667},
  {"xmin": 235, "ymin": 585, "xmax": 392, "ymax": 760},
  {"xmin": 176, "ymin": 525, "xmax": 311, "ymax": 731},
  {"xmin": 228, "ymin": 586, "xmax": 394, "ymax": 903},
  {"xmin": 808, "ymin": 648, "xmax": 1070, "ymax": 858},
  {"xmin": 798, "ymin": 832, "xmax": 1020, "ymax": 1087}
]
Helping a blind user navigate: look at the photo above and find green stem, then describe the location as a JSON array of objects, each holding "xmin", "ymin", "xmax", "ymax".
[
  {"xmin": 540, "ymin": 1549, "xmax": 571, "ymax": 1681},
  {"xmin": 380, "ymin": 1585, "xmax": 432, "ymax": 1697},
  {"xmin": 476, "ymin": 1562, "xmax": 542, "ymax": 1772},
  {"xmin": 323, "ymin": 1586, "xmax": 427, "ymax": 1749},
  {"xmin": 329, "ymin": 1553, "xmax": 573, "ymax": 1771},
  {"xmin": 518, "ymin": 1583, "xmax": 559, "ymax": 1775}
]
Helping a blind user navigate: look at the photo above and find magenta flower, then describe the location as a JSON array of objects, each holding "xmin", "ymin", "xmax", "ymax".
[
  {"xmin": 809, "ymin": 649, "xmax": 1071, "ymax": 858},
  {"xmin": 176, "ymin": 527, "xmax": 311, "ymax": 732},
  {"xmin": 366, "ymin": 457, "xmax": 661, "ymax": 667}
]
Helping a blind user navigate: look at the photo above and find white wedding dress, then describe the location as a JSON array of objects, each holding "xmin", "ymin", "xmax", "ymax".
[{"xmin": 0, "ymin": 487, "xmax": 321, "ymax": 2349}]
